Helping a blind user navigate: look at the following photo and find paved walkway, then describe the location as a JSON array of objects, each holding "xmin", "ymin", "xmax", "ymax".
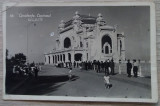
[{"xmin": 8, "ymin": 65, "xmax": 151, "ymax": 99}]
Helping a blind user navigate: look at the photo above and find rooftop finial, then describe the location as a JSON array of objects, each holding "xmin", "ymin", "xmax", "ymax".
[
  {"xmin": 96, "ymin": 13, "xmax": 103, "ymax": 24},
  {"xmin": 75, "ymin": 11, "xmax": 79, "ymax": 15},
  {"xmin": 59, "ymin": 20, "xmax": 65, "ymax": 29},
  {"xmin": 121, "ymin": 32, "xmax": 124, "ymax": 35},
  {"xmin": 60, "ymin": 20, "xmax": 64, "ymax": 23},
  {"xmin": 98, "ymin": 13, "xmax": 102, "ymax": 17}
]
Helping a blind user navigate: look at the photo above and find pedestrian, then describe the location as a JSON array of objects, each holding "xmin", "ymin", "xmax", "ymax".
[
  {"xmin": 133, "ymin": 59, "xmax": 138, "ymax": 77},
  {"xmin": 85, "ymin": 61, "xmax": 88, "ymax": 70},
  {"xmin": 12, "ymin": 65, "xmax": 16, "ymax": 74},
  {"xmin": 88, "ymin": 61, "xmax": 90, "ymax": 70},
  {"xmin": 77, "ymin": 62, "xmax": 79, "ymax": 68},
  {"xmin": 68, "ymin": 67, "xmax": 73, "ymax": 81},
  {"xmin": 104, "ymin": 75, "xmax": 112, "ymax": 89},
  {"xmin": 90, "ymin": 61, "xmax": 92, "ymax": 70},
  {"xmin": 127, "ymin": 59, "xmax": 132, "ymax": 77},
  {"xmin": 104, "ymin": 59, "xmax": 110, "ymax": 75},
  {"xmin": 97, "ymin": 61, "xmax": 100, "ymax": 73},
  {"xmin": 94, "ymin": 60, "xmax": 97, "ymax": 71},
  {"xmin": 34, "ymin": 66, "xmax": 39, "ymax": 78},
  {"xmin": 110, "ymin": 59, "xmax": 115, "ymax": 75}
]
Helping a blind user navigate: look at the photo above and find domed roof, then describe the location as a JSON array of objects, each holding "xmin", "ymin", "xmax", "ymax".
[
  {"xmin": 79, "ymin": 15, "xmax": 97, "ymax": 24},
  {"xmin": 63, "ymin": 14, "xmax": 97, "ymax": 28}
]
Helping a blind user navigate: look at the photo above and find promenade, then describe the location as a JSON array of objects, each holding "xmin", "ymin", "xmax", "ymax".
[{"xmin": 7, "ymin": 65, "xmax": 151, "ymax": 99}]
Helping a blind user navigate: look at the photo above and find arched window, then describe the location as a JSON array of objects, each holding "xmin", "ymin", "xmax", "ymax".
[
  {"xmin": 103, "ymin": 42, "xmax": 111, "ymax": 54},
  {"xmin": 64, "ymin": 37, "xmax": 71, "ymax": 48},
  {"xmin": 79, "ymin": 37, "xmax": 83, "ymax": 47},
  {"xmin": 102, "ymin": 35, "xmax": 112, "ymax": 54}
]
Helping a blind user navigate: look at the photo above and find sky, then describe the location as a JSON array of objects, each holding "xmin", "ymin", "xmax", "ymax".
[{"xmin": 6, "ymin": 6, "xmax": 150, "ymax": 63}]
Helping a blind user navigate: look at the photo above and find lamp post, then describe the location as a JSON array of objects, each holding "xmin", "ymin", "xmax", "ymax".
[{"xmin": 26, "ymin": 22, "xmax": 36, "ymax": 64}]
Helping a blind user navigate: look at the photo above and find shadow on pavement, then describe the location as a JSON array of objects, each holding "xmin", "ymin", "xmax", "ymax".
[
  {"xmin": 69, "ymin": 75, "xmax": 80, "ymax": 81},
  {"xmin": 7, "ymin": 75, "xmax": 79, "ymax": 95}
]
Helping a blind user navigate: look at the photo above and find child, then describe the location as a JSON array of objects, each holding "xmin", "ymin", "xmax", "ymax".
[
  {"xmin": 104, "ymin": 75, "xmax": 112, "ymax": 89},
  {"xmin": 68, "ymin": 67, "xmax": 72, "ymax": 81}
]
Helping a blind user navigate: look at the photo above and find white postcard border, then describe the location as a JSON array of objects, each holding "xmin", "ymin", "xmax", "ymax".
[{"xmin": 2, "ymin": 1, "xmax": 158, "ymax": 103}]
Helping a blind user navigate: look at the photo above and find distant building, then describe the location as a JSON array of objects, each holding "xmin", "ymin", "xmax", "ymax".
[{"xmin": 45, "ymin": 11, "xmax": 125, "ymax": 64}]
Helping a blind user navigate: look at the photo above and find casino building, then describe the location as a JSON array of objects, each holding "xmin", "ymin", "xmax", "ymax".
[{"xmin": 45, "ymin": 11, "xmax": 125, "ymax": 65}]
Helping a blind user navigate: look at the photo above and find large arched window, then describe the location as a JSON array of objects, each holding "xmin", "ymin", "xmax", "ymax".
[
  {"xmin": 64, "ymin": 37, "xmax": 71, "ymax": 48},
  {"xmin": 102, "ymin": 35, "xmax": 112, "ymax": 54}
]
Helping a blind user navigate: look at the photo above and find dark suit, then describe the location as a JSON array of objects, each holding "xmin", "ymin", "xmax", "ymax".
[
  {"xmin": 104, "ymin": 62, "xmax": 109, "ymax": 75},
  {"xmin": 110, "ymin": 61, "xmax": 115, "ymax": 75},
  {"xmin": 97, "ymin": 61, "xmax": 100, "ymax": 73},
  {"xmin": 127, "ymin": 62, "xmax": 132, "ymax": 77}
]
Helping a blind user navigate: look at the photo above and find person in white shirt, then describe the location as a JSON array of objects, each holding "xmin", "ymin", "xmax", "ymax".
[
  {"xmin": 104, "ymin": 75, "xmax": 112, "ymax": 89},
  {"xmin": 68, "ymin": 67, "xmax": 72, "ymax": 81}
]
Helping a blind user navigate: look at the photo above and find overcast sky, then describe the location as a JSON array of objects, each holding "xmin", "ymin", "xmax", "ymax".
[{"xmin": 6, "ymin": 6, "xmax": 150, "ymax": 63}]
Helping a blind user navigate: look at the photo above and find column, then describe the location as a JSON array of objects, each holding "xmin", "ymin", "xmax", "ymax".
[
  {"xmin": 45, "ymin": 55, "xmax": 48, "ymax": 64},
  {"xmin": 121, "ymin": 36, "xmax": 125, "ymax": 60},
  {"xmin": 71, "ymin": 52, "xmax": 74, "ymax": 63},
  {"xmin": 65, "ymin": 52, "xmax": 69, "ymax": 62}
]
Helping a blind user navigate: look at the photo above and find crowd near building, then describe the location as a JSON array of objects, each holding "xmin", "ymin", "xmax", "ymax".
[{"xmin": 44, "ymin": 11, "xmax": 125, "ymax": 65}]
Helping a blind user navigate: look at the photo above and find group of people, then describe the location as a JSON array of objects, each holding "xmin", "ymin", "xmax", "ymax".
[
  {"xmin": 57, "ymin": 59, "xmax": 140, "ymax": 79},
  {"xmin": 127, "ymin": 59, "xmax": 139, "ymax": 78},
  {"xmin": 103, "ymin": 59, "xmax": 139, "ymax": 89},
  {"xmin": 62, "ymin": 59, "xmax": 115, "ymax": 75},
  {"xmin": 12, "ymin": 63, "xmax": 40, "ymax": 78},
  {"xmin": 80, "ymin": 59, "xmax": 115, "ymax": 75}
]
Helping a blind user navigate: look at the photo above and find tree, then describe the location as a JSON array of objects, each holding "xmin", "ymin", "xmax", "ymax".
[{"xmin": 14, "ymin": 53, "xmax": 26, "ymax": 66}]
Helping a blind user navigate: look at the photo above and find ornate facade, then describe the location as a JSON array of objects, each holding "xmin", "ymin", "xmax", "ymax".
[{"xmin": 45, "ymin": 11, "xmax": 125, "ymax": 64}]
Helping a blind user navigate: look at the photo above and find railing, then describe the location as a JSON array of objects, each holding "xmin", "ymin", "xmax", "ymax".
[{"xmin": 115, "ymin": 63, "xmax": 151, "ymax": 77}]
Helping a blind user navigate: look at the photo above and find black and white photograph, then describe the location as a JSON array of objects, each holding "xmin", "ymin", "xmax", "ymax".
[{"xmin": 3, "ymin": 2, "xmax": 158, "ymax": 103}]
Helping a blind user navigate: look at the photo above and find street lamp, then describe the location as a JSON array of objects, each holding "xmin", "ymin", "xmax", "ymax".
[{"xmin": 26, "ymin": 22, "xmax": 36, "ymax": 64}]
